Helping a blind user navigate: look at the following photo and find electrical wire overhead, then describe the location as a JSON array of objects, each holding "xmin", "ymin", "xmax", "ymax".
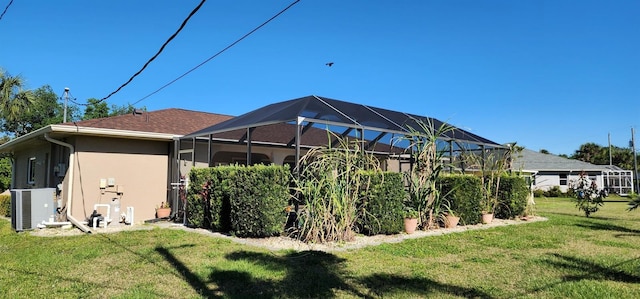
[
  {"xmin": 0, "ymin": 0, "xmax": 14, "ymax": 22},
  {"xmin": 98, "ymin": 0, "xmax": 207, "ymax": 102},
  {"xmin": 131, "ymin": 0, "xmax": 301, "ymax": 106}
]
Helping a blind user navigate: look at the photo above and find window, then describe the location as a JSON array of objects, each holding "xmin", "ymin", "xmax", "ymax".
[
  {"xmin": 28, "ymin": 157, "xmax": 36, "ymax": 184},
  {"xmin": 559, "ymin": 174, "xmax": 567, "ymax": 186}
]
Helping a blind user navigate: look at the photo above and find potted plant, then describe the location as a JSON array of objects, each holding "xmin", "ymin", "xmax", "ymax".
[
  {"xmin": 403, "ymin": 207, "xmax": 419, "ymax": 234},
  {"xmin": 156, "ymin": 201, "xmax": 171, "ymax": 218},
  {"xmin": 442, "ymin": 199, "xmax": 460, "ymax": 228}
]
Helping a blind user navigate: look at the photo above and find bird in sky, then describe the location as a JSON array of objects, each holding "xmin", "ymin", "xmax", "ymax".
[{"xmin": 325, "ymin": 62, "xmax": 334, "ymax": 67}]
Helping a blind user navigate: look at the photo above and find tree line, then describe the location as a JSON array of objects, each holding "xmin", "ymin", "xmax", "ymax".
[{"xmin": 0, "ymin": 68, "xmax": 144, "ymax": 191}]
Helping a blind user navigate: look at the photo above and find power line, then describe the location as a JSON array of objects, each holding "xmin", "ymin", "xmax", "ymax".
[
  {"xmin": 99, "ymin": 0, "xmax": 207, "ymax": 102},
  {"xmin": 0, "ymin": 0, "xmax": 14, "ymax": 21},
  {"xmin": 131, "ymin": 0, "xmax": 301, "ymax": 106}
]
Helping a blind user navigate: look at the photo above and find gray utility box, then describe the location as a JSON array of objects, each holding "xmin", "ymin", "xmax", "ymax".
[{"xmin": 11, "ymin": 188, "xmax": 56, "ymax": 231}]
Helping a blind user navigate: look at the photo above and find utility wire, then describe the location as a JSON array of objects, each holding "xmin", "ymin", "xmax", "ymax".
[
  {"xmin": 0, "ymin": 0, "xmax": 14, "ymax": 22},
  {"xmin": 99, "ymin": 0, "xmax": 207, "ymax": 102},
  {"xmin": 131, "ymin": 0, "xmax": 300, "ymax": 106}
]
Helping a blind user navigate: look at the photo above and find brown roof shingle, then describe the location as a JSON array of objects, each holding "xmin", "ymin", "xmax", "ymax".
[{"xmin": 61, "ymin": 108, "xmax": 234, "ymax": 135}]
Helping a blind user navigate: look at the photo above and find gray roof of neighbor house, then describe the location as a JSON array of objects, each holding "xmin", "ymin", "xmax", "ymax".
[
  {"xmin": 185, "ymin": 95, "xmax": 501, "ymax": 148},
  {"xmin": 0, "ymin": 108, "xmax": 234, "ymax": 153},
  {"xmin": 513, "ymin": 149, "xmax": 623, "ymax": 172}
]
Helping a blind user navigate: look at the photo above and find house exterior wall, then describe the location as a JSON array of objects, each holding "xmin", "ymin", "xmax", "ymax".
[
  {"xmin": 11, "ymin": 140, "xmax": 52, "ymax": 189},
  {"xmin": 67, "ymin": 136, "xmax": 170, "ymax": 224},
  {"xmin": 532, "ymin": 171, "xmax": 605, "ymax": 193}
]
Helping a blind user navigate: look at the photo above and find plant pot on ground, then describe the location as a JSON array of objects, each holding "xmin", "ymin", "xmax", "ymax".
[
  {"xmin": 403, "ymin": 208, "xmax": 419, "ymax": 234},
  {"xmin": 481, "ymin": 212, "xmax": 494, "ymax": 224},
  {"xmin": 156, "ymin": 202, "xmax": 171, "ymax": 218}
]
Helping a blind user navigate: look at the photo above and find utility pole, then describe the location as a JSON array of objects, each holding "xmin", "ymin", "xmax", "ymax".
[
  {"xmin": 632, "ymin": 128, "xmax": 639, "ymax": 193},
  {"xmin": 63, "ymin": 87, "xmax": 70, "ymax": 123},
  {"xmin": 608, "ymin": 132, "xmax": 612, "ymax": 166}
]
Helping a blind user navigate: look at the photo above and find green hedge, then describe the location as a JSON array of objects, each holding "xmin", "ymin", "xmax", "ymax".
[
  {"xmin": 496, "ymin": 175, "xmax": 529, "ymax": 219},
  {"xmin": 437, "ymin": 175, "xmax": 483, "ymax": 225},
  {"xmin": 0, "ymin": 194, "xmax": 10, "ymax": 217},
  {"xmin": 187, "ymin": 164, "xmax": 289, "ymax": 238},
  {"xmin": 227, "ymin": 165, "xmax": 290, "ymax": 238},
  {"xmin": 357, "ymin": 171, "xmax": 406, "ymax": 235}
]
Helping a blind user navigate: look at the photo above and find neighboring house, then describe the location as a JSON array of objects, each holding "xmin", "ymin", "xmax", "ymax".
[
  {"xmin": 513, "ymin": 149, "xmax": 634, "ymax": 195},
  {"xmin": 0, "ymin": 108, "xmax": 232, "ymax": 230}
]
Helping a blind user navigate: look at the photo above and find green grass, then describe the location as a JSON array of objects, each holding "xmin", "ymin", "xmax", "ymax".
[{"xmin": 1, "ymin": 197, "xmax": 639, "ymax": 298}]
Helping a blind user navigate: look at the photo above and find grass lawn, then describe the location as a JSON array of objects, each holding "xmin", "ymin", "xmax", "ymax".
[{"xmin": 1, "ymin": 197, "xmax": 639, "ymax": 298}]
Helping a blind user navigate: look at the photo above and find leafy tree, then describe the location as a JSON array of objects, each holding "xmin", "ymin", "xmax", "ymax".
[
  {"xmin": 539, "ymin": 149, "xmax": 550, "ymax": 154},
  {"xmin": 0, "ymin": 136, "xmax": 11, "ymax": 192},
  {"xmin": 110, "ymin": 103, "xmax": 143, "ymax": 116},
  {"xmin": 1, "ymin": 69, "xmax": 34, "ymax": 135},
  {"xmin": 571, "ymin": 142, "xmax": 637, "ymax": 171},
  {"xmin": 570, "ymin": 172, "xmax": 604, "ymax": 217},
  {"xmin": 82, "ymin": 98, "xmax": 109, "ymax": 120}
]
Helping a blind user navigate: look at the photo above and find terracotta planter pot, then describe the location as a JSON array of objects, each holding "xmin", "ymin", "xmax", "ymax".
[
  {"xmin": 482, "ymin": 213, "xmax": 494, "ymax": 224},
  {"xmin": 444, "ymin": 215, "xmax": 460, "ymax": 228},
  {"xmin": 404, "ymin": 217, "xmax": 418, "ymax": 234},
  {"xmin": 156, "ymin": 208, "xmax": 171, "ymax": 219}
]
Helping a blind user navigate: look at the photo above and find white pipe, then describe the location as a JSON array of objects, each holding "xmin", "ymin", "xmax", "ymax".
[{"xmin": 44, "ymin": 133, "xmax": 92, "ymax": 233}]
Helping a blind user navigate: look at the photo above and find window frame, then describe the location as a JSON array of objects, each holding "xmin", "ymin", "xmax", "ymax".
[{"xmin": 27, "ymin": 157, "xmax": 36, "ymax": 185}]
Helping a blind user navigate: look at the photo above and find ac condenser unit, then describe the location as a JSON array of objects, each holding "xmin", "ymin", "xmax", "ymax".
[{"xmin": 11, "ymin": 188, "xmax": 56, "ymax": 231}]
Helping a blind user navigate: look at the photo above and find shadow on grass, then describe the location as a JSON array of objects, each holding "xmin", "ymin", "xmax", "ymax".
[
  {"xmin": 574, "ymin": 221, "xmax": 640, "ymax": 236},
  {"xmin": 205, "ymin": 250, "xmax": 494, "ymax": 298},
  {"xmin": 542, "ymin": 253, "xmax": 640, "ymax": 285}
]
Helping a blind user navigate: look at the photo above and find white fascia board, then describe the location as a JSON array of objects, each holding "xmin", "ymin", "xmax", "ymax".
[{"xmin": 50, "ymin": 125, "xmax": 178, "ymax": 140}]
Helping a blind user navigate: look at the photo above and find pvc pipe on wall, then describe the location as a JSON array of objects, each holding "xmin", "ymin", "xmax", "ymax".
[{"xmin": 44, "ymin": 133, "xmax": 92, "ymax": 233}]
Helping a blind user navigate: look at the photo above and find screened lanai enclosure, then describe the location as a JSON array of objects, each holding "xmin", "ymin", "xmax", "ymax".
[{"xmin": 175, "ymin": 95, "xmax": 506, "ymax": 175}]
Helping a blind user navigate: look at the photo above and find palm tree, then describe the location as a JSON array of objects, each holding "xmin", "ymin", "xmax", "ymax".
[{"xmin": 0, "ymin": 69, "xmax": 34, "ymax": 130}]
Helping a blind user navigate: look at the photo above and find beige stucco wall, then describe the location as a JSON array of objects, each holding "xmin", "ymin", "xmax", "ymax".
[{"xmin": 67, "ymin": 136, "xmax": 170, "ymax": 224}]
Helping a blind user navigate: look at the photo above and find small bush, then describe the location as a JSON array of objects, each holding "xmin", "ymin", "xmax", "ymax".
[
  {"xmin": 357, "ymin": 171, "xmax": 405, "ymax": 235},
  {"xmin": 545, "ymin": 186, "xmax": 563, "ymax": 197},
  {"xmin": 438, "ymin": 175, "xmax": 483, "ymax": 225},
  {"xmin": 0, "ymin": 194, "xmax": 10, "ymax": 217},
  {"xmin": 533, "ymin": 189, "xmax": 545, "ymax": 198},
  {"xmin": 496, "ymin": 175, "xmax": 529, "ymax": 219}
]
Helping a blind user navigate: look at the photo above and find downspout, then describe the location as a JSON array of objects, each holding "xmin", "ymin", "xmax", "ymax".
[{"xmin": 44, "ymin": 133, "xmax": 92, "ymax": 233}]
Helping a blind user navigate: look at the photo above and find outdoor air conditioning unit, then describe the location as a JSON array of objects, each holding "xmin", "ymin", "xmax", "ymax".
[{"xmin": 10, "ymin": 188, "xmax": 56, "ymax": 231}]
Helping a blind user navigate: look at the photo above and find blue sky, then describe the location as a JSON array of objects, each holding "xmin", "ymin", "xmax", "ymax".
[{"xmin": 1, "ymin": 0, "xmax": 638, "ymax": 156}]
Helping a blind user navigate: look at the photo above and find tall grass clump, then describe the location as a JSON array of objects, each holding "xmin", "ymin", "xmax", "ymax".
[
  {"xmin": 396, "ymin": 118, "xmax": 453, "ymax": 229},
  {"xmin": 293, "ymin": 133, "xmax": 380, "ymax": 243}
]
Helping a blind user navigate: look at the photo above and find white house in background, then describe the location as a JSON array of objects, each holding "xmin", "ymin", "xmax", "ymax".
[{"xmin": 513, "ymin": 149, "xmax": 634, "ymax": 195}]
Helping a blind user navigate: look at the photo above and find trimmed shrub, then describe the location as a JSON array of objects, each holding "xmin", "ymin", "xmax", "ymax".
[
  {"xmin": 227, "ymin": 164, "xmax": 289, "ymax": 238},
  {"xmin": 533, "ymin": 189, "xmax": 545, "ymax": 198},
  {"xmin": 357, "ymin": 171, "xmax": 405, "ymax": 235},
  {"xmin": 438, "ymin": 175, "xmax": 483, "ymax": 225},
  {"xmin": 187, "ymin": 164, "xmax": 290, "ymax": 238},
  {"xmin": 496, "ymin": 175, "xmax": 529, "ymax": 219},
  {"xmin": 0, "ymin": 194, "xmax": 10, "ymax": 217}
]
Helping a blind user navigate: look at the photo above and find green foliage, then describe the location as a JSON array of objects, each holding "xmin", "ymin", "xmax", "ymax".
[
  {"xmin": 0, "ymin": 155, "xmax": 11, "ymax": 192},
  {"xmin": 495, "ymin": 175, "xmax": 529, "ymax": 219},
  {"xmin": 532, "ymin": 189, "xmax": 545, "ymax": 198},
  {"xmin": 398, "ymin": 118, "xmax": 453, "ymax": 229},
  {"xmin": 187, "ymin": 164, "xmax": 289, "ymax": 237},
  {"xmin": 227, "ymin": 164, "xmax": 289, "ymax": 238},
  {"xmin": 545, "ymin": 186, "xmax": 564, "ymax": 197},
  {"xmin": 626, "ymin": 193, "xmax": 639, "ymax": 211},
  {"xmin": 293, "ymin": 134, "xmax": 381, "ymax": 243},
  {"xmin": 82, "ymin": 98, "xmax": 109, "ymax": 120},
  {"xmin": 0, "ymin": 194, "xmax": 10, "ymax": 217},
  {"xmin": 571, "ymin": 142, "xmax": 638, "ymax": 172},
  {"xmin": 571, "ymin": 172, "xmax": 604, "ymax": 217},
  {"xmin": 357, "ymin": 171, "xmax": 405, "ymax": 235},
  {"xmin": 437, "ymin": 175, "xmax": 483, "ymax": 225}
]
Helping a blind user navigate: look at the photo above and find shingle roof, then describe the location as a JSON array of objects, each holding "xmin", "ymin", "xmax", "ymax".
[
  {"xmin": 513, "ymin": 149, "xmax": 622, "ymax": 172},
  {"xmin": 61, "ymin": 108, "xmax": 233, "ymax": 135}
]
